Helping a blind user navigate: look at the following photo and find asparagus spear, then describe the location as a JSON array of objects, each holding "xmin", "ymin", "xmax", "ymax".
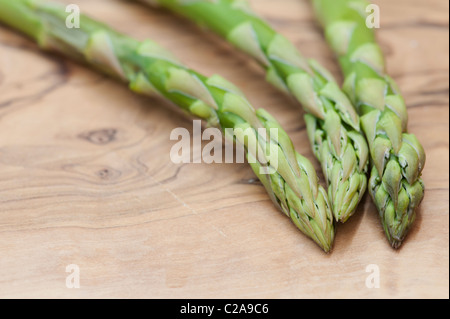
[
  {"xmin": 311, "ymin": 0, "xmax": 426, "ymax": 248},
  {"xmin": 0, "ymin": 0, "xmax": 335, "ymax": 252},
  {"xmin": 130, "ymin": 0, "xmax": 369, "ymax": 223}
]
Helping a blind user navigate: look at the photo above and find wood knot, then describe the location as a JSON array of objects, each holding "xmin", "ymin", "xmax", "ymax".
[
  {"xmin": 78, "ymin": 128, "xmax": 117, "ymax": 145},
  {"xmin": 97, "ymin": 167, "xmax": 118, "ymax": 180}
]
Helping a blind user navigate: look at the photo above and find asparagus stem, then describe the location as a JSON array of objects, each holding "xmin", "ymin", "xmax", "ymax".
[{"xmin": 311, "ymin": 0, "xmax": 426, "ymax": 248}]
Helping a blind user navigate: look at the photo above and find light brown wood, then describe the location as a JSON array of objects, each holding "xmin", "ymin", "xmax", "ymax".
[{"xmin": 0, "ymin": 0, "xmax": 448, "ymax": 299}]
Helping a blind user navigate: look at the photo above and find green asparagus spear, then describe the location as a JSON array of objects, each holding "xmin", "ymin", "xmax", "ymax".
[
  {"xmin": 311, "ymin": 0, "xmax": 426, "ymax": 248},
  {"xmin": 0, "ymin": 0, "xmax": 335, "ymax": 252},
  {"xmin": 130, "ymin": 0, "xmax": 369, "ymax": 223}
]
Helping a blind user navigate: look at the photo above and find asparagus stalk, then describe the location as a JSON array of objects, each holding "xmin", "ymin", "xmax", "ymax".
[
  {"xmin": 311, "ymin": 0, "xmax": 426, "ymax": 248},
  {"xmin": 0, "ymin": 0, "xmax": 335, "ymax": 252},
  {"xmin": 131, "ymin": 0, "xmax": 369, "ymax": 223}
]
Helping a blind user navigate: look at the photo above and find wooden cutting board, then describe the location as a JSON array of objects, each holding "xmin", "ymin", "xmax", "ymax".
[{"xmin": 0, "ymin": 0, "xmax": 448, "ymax": 298}]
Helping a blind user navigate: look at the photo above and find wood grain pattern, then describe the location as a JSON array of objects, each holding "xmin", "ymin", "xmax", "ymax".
[{"xmin": 0, "ymin": 0, "xmax": 448, "ymax": 299}]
